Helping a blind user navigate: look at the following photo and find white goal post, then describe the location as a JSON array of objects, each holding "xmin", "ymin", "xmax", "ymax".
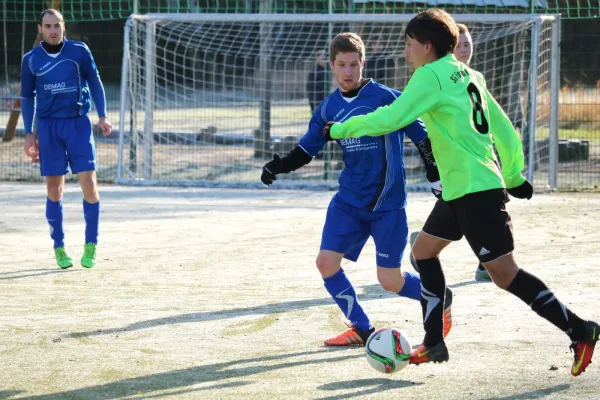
[{"xmin": 117, "ymin": 13, "xmax": 560, "ymax": 190}]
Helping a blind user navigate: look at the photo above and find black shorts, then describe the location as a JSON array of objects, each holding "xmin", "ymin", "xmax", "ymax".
[{"xmin": 421, "ymin": 189, "xmax": 514, "ymax": 263}]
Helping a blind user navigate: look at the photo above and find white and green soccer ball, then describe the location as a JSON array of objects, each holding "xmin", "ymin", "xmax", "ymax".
[{"xmin": 365, "ymin": 327, "xmax": 412, "ymax": 374}]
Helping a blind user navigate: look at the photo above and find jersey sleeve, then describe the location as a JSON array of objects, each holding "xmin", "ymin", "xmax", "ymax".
[
  {"xmin": 330, "ymin": 67, "xmax": 441, "ymax": 140},
  {"xmin": 385, "ymin": 88, "xmax": 428, "ymax": 143},
  {"xmin": 20, "ymin": 54, "xmax": 36, "ymax": 134},
  {"xmin": 298, "ymin": 101, "xmax": 328, "ymax": 156},
  {"xmin": 80, "ymin": 43, "xmax": 107, "ymax": 118},
  {"xmin": 484, "ymin": 88, "xmax": 526, "ymax": 189},
  {"xmin": 403, "ymin": 117, "xmax": 428, "ymax": 144}
]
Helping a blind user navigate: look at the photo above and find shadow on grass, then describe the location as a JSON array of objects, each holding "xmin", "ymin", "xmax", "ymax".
[
  {"xmin": 317, "ymin": 377, "xmax": 422, "ymax": 399},
  {"xmin": 13, "ymin": 349, "xmax": 362, "ymax": 400},
  {"xmin": 483, "ymin": 384, "xmax": 570, "ymax": 400},
  {"xmin": 67, "ymin": 281, "xmax": 477, "ymax": 339}
]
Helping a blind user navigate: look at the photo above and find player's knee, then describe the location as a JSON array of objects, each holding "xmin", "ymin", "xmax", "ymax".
[
  {"xmin": 412, "ymin": 240, "xmax": 437, "ymax": 260},
  {"xmin": 378, "ymin": 276, "xmax": 402, "ymax": 293},
  {"xmin": 80, "ymin": 178, "xmax": 99, "ymax": 199},
  {"xmin": 484, "ymin": 254, "xmax": 518, "ymax": 290},
  {"xmin": 46, "ymin": 185, "xmax": 63, "ymax": 202},
  {"xmin": 412, "ymin": 231, "xmax": 449, "ymax": 260},
  {"xmin": 315, "ymin": 253, "xmax": 340, "ymax": 278}
]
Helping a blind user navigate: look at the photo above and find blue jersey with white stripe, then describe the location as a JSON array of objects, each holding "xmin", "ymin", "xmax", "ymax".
[
  {"xmin": 20, "ymin": 39, "xmax": 106, "ymax": 133},
  {"xmin": 299, "ymin": 79, "xmax": 428, "ymax": 211}
]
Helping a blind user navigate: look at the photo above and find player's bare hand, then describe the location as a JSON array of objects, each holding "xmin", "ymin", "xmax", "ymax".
[
  {"xmin": 323, "ymin": 121, "xmax": 336, "ymax": 141},
  {"xmin": 97, "ymin": 117, "xmax": 112, "ymax": 137},
  {"xmin": 24, "ymin": 133, "xmax": 39, "ymax": 159}
]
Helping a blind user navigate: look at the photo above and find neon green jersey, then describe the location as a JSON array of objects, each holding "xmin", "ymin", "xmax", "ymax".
[{"xmin": 330, "ymin": 54, "xmax": 526, "ymax": 201}]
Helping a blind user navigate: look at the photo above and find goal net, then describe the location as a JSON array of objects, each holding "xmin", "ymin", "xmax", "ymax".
[{"xmin": 117, "ymin": 13, "xmax": 559, "ymax": 189}]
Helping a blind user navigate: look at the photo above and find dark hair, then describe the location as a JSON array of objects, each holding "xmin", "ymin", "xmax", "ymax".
[
  {"xmin": 39, "ymin": 9, "xmax": 64, "ymax": 25},
  {"xmin": 456, "ymin": 23, "xmax": 469, "ymax": 34},
  {"xmin": 330, "ymin": 32, "xmax": 365, "ymax": 63},
  {"xmin": 404, "ymin": 8, "xmax": 459, "ymax": 58}
]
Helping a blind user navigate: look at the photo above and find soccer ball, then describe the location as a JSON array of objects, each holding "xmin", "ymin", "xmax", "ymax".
[{"xmin": 364, "ymin": 327, "xmax": 412, "ymax": 374}]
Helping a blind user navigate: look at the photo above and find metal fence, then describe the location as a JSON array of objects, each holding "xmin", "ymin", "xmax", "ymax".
[{"xmin": 1, "ymin": 1, "xmax": 598, "ymax": 191}]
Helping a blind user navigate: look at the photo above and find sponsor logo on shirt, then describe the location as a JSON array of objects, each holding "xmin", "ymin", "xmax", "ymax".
[
  {"xmin": 43, "ymin": 81, "xmax": 78, "ymax": 94},
  {"xmin": 339, "ymin": 137, "xmax": 378, "ymax": 153},
  {"xmin": 339, "ymin": 138, "xmax": 361, "ymax": 146},
  {"xmin": 44, "ymin": 82, "xmax": 66, "ymax": 90}
]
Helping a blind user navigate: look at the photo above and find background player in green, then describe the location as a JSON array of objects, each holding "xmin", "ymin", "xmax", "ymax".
[{"xmin": 324, "ymin": 8, "xmax": 598, "ymax": 376}]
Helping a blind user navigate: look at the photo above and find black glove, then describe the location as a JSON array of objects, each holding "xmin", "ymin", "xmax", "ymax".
[
  {"xmin": 323, "ymin": 121, "xmax": 336, "ymax": 141},
  {"xmin": 261, "ymin": 154, "xmax": 283, "ymax": 186},
  {"xmin": 507, "ymin": 180, "xmax": 533, "ymax": 200}
]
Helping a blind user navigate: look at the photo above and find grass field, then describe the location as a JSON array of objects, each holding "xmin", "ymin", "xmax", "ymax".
[{"xmin": 0, "ymin": 183, "xmax": 599, "ymax": 399}]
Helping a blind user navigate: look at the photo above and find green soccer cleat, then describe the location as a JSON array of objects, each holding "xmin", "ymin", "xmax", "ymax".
[
  {"xmin": 81, "ymin": 243, "xmax": 97, "ymax": 268},
  {"xmin": 54, "ymin": 247, "xmax": 73, "ymax": 269},
  {"xmin": 475, "ymin": 265, "xmax": 492, "ymax": 282}
]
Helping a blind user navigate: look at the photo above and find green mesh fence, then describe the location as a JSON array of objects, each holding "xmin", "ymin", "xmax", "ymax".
[{"xmin": 2, "ymin": 0, "xmax": 599, "ymax": 20}]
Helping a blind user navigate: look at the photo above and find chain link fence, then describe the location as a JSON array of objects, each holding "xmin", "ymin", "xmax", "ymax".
[{"xmin": 1, "ymin": 1, "xmax": 598, "ymax": 190}]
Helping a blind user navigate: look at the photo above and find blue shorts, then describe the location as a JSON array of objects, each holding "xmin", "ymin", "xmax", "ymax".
[
  {"xmin": 320, "ymin": 195, "xmax": 409, "ymax": 268},
  {"xmin": 37, "ymin": 115, "xmax": 96, "ymax": 176}
]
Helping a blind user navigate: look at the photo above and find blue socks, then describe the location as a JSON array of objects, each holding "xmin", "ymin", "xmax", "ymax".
[
  {"xmin": 323, "ymin": 268, "xmax": 371, "ymax": 332},
  {"xmin": 83, "ymin": 199, "xmax": 100, "ymax": 244},
  {"xmin": 46, "ymin": 197, "xmax": 65, "ymax": 248},
  {"xmin": 398, "ymin": 271, "xmax": 422, "ymax": 301}
]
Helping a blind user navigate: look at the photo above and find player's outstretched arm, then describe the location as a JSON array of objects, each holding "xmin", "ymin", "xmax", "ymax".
[
  {"xmin": 261, "ymin": 147, "xmax": 313, "ymax": 186},
  {"xmin": 485, "ymin": 89, "xmax": 532, "ymax": 199},
  {"xmin": 328, "ymin": 67, "xmax": 440, "ymax": 140}
]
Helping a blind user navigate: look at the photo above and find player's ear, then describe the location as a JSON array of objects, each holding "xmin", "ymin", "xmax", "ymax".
[
  {"xmin": 424, "ymin": 42, "xmax": 434, "ymax": 55},
  {"xmin": 329, "ymin": 59, "xmax": 335, "ymax": 70},
  {"xmin": 37, "ymin": 24, "xmax": 42, "ymax": 34}
]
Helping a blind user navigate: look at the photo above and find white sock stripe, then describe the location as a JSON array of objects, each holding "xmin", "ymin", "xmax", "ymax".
[{"xmin": 421, "ymin": 286, "xmax": 437, "ymax": 297}]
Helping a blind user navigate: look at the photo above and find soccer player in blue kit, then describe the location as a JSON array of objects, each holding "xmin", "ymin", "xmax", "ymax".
[
  {"xmin": 261, "ymin": 32, "xmax": 453, "ymax": 346},
  {"xmin": 21, "ymin": 9, "xmax": 112, "ymax": 269}
]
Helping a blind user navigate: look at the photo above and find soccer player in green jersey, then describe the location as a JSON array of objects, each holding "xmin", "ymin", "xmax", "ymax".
[
  {"xmin": 323, "ymin": 8, "xmax": 598, "ymax": 376},
  {"xmin": 409, "ymin": 22, "xmax": 493, "ymax": 282}
]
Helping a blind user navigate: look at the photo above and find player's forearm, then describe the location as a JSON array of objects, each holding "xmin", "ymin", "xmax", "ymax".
[
  {"xmin": 330, "ymin": 99, "xmax": 419, "ymax": 140},
  {"xmin": 20, "ymin": 59, "xmax": 36, "ymax": 133},
  {"xmin": 330, "ymin": 68, "xmax": 437, "ymax": 140},
  {"xmin": 88, "ymin": 75, "xmax": 107, "ymax": 118},
  {"xmin": 280, "ymin": 146, "xmax": 313, "ymax": 173},
  {"xmin": 414, "ymin": 138, "xmax": 440, "ymax": 182},
  {"xmin": 21, "ymin": 97, "xmax": 35, "ymax": 133},
  {"xmin": 487, "ymin": 94, "xmax": 526, "ymax": 188}
]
